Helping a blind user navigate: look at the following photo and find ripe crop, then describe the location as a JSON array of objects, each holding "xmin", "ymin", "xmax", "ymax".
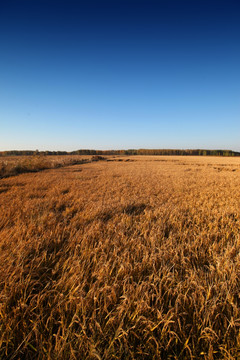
[{"xmin": 0, "ymin": 156, "xmax": 240, "ymax": 359}]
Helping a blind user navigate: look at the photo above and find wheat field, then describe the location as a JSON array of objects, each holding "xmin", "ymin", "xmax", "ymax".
[{"xmin": 1, "ymin": 155, "xmax": 240, "ymax": 359}]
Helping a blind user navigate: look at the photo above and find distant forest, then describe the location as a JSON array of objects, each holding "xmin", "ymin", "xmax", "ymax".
[{"xmin": 1, "ymin": 149, "xmax": 240, "ymax": 157}]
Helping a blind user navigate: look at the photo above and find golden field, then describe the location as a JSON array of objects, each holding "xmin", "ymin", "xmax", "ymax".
[{"xmin": 1, "ymin": 155, "xmax": 240, "ymax": 359}]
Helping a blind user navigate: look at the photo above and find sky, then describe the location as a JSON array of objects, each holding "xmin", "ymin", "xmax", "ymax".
[{"xmin": 0, "ymin": 0, "xmax": 240, "ymax": 151}]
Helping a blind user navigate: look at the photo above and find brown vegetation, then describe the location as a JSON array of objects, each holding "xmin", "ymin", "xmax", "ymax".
[
  {"xmin": 1, "ymin": 156, "xmax": 240, "ymax": 359},
  {"xmin": 0, "ymin": 156, "xmax": 91, "ymax": 178}
]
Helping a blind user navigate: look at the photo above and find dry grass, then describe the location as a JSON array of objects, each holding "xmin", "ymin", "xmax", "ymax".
[
  {"xmin": 0, "ymin": 155, "xmax": 91, "ymax": 178},
  {"xmin": 1, "ymin": 156, "xmax": 240, "ymax": 359}
]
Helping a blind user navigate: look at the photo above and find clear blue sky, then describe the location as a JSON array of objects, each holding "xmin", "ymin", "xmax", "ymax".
[{"xmin": 0, "ymin": 0, "xmax": 239, "ymax": 151}]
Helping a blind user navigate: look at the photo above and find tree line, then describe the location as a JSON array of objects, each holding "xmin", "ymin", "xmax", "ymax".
[{"xmin": 0, "ymin": 149, "xmax": 239, "ymax": 157}]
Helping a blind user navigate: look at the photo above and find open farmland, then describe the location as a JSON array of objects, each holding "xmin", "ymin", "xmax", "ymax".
[{"xmin": 1, "ymin": 156, "xmax": 240, "ymax": 359}]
